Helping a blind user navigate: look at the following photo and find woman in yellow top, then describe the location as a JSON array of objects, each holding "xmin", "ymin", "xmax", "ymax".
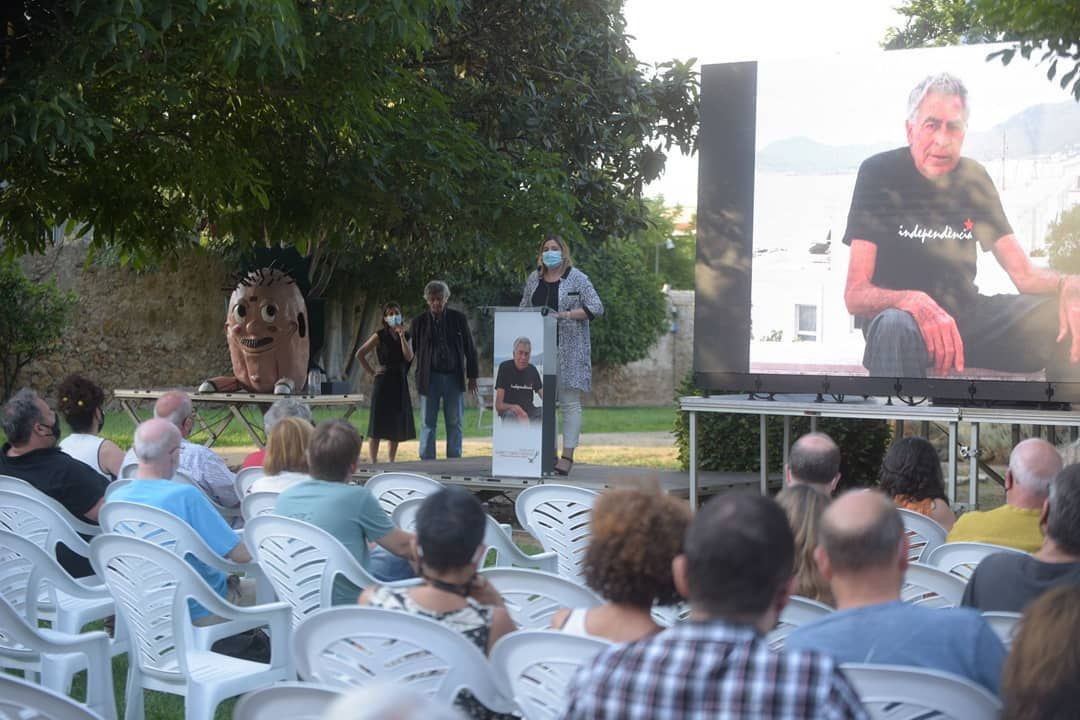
[{"xmin": 878, "ymin": 436, "xmax": 956, "ymax": 531}]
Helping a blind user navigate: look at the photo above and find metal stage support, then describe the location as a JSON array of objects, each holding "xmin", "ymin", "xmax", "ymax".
[
  {"xmin": 680, "ymin": 394, "xmax": 1080, "ymax": 510},
  {"xmin": 113, "ymin": 389, "xmax": 365, "ymax": 448}
]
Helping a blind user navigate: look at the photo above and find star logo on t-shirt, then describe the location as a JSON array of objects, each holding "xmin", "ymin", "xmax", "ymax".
[{"xmin": 963, "ymin": 218, "xmax": 974, "ymax": 231}]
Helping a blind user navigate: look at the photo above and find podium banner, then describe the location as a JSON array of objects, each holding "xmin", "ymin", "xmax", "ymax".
[{"xmin": 491, "ymin": 309, "xmax": 556, "ymax": 477}]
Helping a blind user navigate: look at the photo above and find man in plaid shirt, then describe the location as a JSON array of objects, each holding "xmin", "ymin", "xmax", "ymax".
[{"xmin": 561, "ymin": 494, "xmax": 867, "ymax": 720}]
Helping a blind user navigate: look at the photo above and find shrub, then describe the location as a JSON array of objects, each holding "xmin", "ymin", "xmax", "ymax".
[
  {"xmin": 672, "ymin": 373, "xmax": 893, "ymax": 491},
  {"xmin": 0, "ymin": 259, "xmax": 76, "ymax": 400}
]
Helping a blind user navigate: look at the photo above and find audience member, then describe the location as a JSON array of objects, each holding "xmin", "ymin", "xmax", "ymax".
[
  {"xmin": 563, "ymin": 493, "xmax": 867, "ymax": 720},
  {"xmin": 108, "ymin": 419, "xmax": 254, "ymax": 624},
  {"xmin": 241, "ymin": 397, "xmax": 312, "ymax": 469},
  {"xmin": 1001, "ymin": 584, "xmax": 1080, "ymax": 720},
  {"xmin": 120, "ymin": 390, "xmax": 240, "ymax": 508},
  {"xmin": 785, "ymin": 490, "xmax": 1004, "ymax": 694},
  {"xmin": 962, "ymin": 464, "xmax": 1080, "ymax": 612},
  {"xmin": 360, "ymin": 486, "xmax": 514, "ymax": 720},
  {"xmin": 776, "ymin": 484, "xmax": 834, "ymax": 606},
  {"xmin": 248, "ymin": 416, "xmax": 313, "ymax": 495},
  {"xmin": 785, "ymin": 432, "xmax": 841, "ymax": 496},
  {"xmin": 0, "ymin": 388, "xmax": 108, "ymax": 577},
  {"xmin": 323, "ymin": 683, "xmax": 465, "ymax": 720},
  {"xmin": 274, "ymin": 419, "xmax": 414, "ymax": 604},
  {"xmin": 550, "ymin": 488, "xmax": 691, "ymax": 642},
  {"xmin": 948, "ymin": 437, "xmax": 1061, "ymax": 551},
  {"xmin": 878, "ymin": 436, "xmax": 956, "ymax": 530},
  {"xmin": 56, "ymin": 374, "xmax": 125, "ymax": 480}
]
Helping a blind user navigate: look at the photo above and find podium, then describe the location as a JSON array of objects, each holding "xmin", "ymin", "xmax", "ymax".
[{"xmin": 489, "ymin": 308, "xmax": 558, "ymax": 477}]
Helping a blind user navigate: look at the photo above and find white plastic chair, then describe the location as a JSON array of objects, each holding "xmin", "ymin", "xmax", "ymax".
[
  {"xmin": 0, "ymin": 474, "xmax": 101, "ymax": 537},
  {"xmin": 89, "ymin": 534, "xmax": 291, "ymax": 720},
  {"xmin": 0, "ymin": 673, "xmax": 103, "ymax": 720},
  {"xmin": 292, "ymin": 606, "xmax": 515, "ymax": 713},
  {"xmin": 104, "ymin": 478, "xmax": 133, "ymax": 500},
  {"xmin": 232, "ymin": 682, "xmax": 342, "ymax": 720},
  {"xmin": 242, "ymin": 491, "xmax": 280, "ymax": 522},
  {"xmin": 766, "ymin": 595, "xmax": 834, "ymax": 650},
  {"xmin": 393, "ymin": 498, "xmax": 558, "ymax": 573},
  {"xmin": 171, "ymin": 468, "xmax": 242, "ymax": 523},
  {"xmin": 0, "ymin": 502, "xmax": 116, "ymax": 636},
  {"xmin": 514, "ymin": 485, "xmax": 599, "ymax": 582},
  {"xmin": 0, "ymin": 594, "xmax": 116, "ymax": 720},
  {"xmin": 99, "ymin": 501, "xmax": 273, "ymax": 641},
  {"xmin": 898, "ymin": 508, "xmax": 947, "ymax": 562},
  {"xmin": 235, "ymin": 467, "xmax": 266, "ymax": 499},
  {"xmin": 490, "ymin": 630, "xmax": 611, "ymax": 720},
  {"xmin": 480, "ymin": 567, "xmax": 603, "ymax": 630},
  {"xmin": 925, "ymin": 541, "xmax": 1027, "ymax": 581},
  {"xmin": 245, "ymin": 515, "xmax": 417, "ymax": 627},
  {"xmin": 119, "ymin": 463, "xmax": 138, "ymax": 479},
  {"xmin": 364, "ymin": 472, "xmax": 444, "ymax": 514},
  {"xmin": 840, "ymin": 663, "xmax": 1002, "ymax": 719},
  {"xmin": 0, "ymin": 529, "xmax": 123, "ymax": 702},
  {"xmin": 0, "ymin": 488, "xmax": 96, "ymax": 570},
  {"xmin": 901, "ymin": 562, "xmax": 967, "ymax": 608},
  {"xmin": 982, "ymin": 611, "xmax": 1022, "ymax": 649}
]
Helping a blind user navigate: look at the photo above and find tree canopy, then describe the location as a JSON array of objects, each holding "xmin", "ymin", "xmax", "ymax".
[{"xmin": 884, "ymin": 0, "xmax": 1080, "ymax": 100}]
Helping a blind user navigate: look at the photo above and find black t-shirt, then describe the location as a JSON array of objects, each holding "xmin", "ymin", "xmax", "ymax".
[
  {"xmin": 0, "ymin": 444, "xmax": 108, "ymax": 577},
  {"xmin": 962, "ymin": 551, "xmax": 1080, "ymax": 613},
  {"xmin": 842, "ymin": 147, "xmax": 1013, "ymax": 319},
  {"xmin": 495, "ymin": 359, "xmax": 543, "ymax": 416}
]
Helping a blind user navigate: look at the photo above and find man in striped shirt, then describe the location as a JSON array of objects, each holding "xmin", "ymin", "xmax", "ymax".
[{"xmin": 561, "ymin": 494, "xmax": 866, "ymax": 720}]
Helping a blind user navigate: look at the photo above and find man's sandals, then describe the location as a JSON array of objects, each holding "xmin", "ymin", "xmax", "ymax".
[{"xmin": 554, "ymin": 456, "xmax": 574, "ymax": 475}]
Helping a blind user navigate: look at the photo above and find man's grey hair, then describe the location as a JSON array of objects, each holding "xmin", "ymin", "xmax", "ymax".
[
  {"xmin": 907, "ymin": 72, "xmax": 970, "ymax": 124},
  {"xmin": 262, "ymin": 397, "xmax": 312, "ymax": 433},
  {"xmin": 1, "ymin": 388, "xmax": 44, "ymax": 446},
  {"xmin": 512, "ymin": 336, "xmax": 532, "ymax": 352},
  {"xmin": 322, "ymin": 683, "xmax": 466, "ymax": 720},
  {"xmin": 424, "ymin": 280, "xmax": 451, "ymax": 301},
  {"xmin": 154, "ymin": 391, "xmax": 193, "ymax": 428},
  {"xmin": 1009, "ymin": 438, "xmax": 1062, "ymax": 499},
  {"xmin": 133, "ymin": 420, "xmax": 181, "ymax": 462}
]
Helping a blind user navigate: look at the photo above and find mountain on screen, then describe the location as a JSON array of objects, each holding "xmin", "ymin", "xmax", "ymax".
[{"xmin": 758, "ymin": 101, "xmax": 1080, "ymax": 173}]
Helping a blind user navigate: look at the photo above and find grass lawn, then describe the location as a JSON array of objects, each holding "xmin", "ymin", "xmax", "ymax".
[{"xmin": 90, "ymin": 405, "xmax": 677, "ymax": 449}]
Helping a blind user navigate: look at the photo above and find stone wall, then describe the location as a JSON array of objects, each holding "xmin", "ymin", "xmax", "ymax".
[
  {"xmin": 18, "ymin": 245, "xmax": 695, "ymax": 408},
  {"xmin": 589, "ymin": 290, "xmax": 695, "ymax": 406},
  {"xmin": 20, "ymin": 244, "xmax": 233, "ymax": 399}
]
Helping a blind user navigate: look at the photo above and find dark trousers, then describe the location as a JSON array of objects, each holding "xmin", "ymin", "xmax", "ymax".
[{"xmin": 862, "ymin": 293, "xmax": 1077, "ymax": 379}]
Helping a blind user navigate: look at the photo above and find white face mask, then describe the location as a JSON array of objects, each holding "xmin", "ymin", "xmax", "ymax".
[{"xmin": 386, "ymin": 314, "xmax": 402, "ymax": 327}]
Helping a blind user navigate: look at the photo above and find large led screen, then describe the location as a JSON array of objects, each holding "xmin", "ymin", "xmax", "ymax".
[{"xmin": 695, "ymin": 44, "xmax": 1080, "ymax": 403}]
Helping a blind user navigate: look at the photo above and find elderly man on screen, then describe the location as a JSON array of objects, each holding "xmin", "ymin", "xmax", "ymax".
[{"xmin": 842, "ymin": 72, "xmax": 1080, "ymax": 379}]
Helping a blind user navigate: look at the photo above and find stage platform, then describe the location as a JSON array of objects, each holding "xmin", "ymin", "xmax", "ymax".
[{"xmin": 354, "ymin": 457, "xmax": 768, "ymax": 500}]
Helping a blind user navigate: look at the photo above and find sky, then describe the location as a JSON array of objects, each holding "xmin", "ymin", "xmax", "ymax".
[{"xmin": 623, "ymin": 0, "xmax": 908, "ymax": 211}]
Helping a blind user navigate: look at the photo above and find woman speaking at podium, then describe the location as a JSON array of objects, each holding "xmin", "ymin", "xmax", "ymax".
[{"xmin": 520, "ymin": 234, "xmax": 603, "ymax": 475}]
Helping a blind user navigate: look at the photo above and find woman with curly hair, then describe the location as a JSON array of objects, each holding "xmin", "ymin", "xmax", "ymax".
[
  {"xmin": 1002, "ymin": 584, "xmax": 1080, "ymax": 720},
  {"xmin": 775, "ymin": 484, "xmax": 834, "ymax": 606},
  {"xmin": 879, "ymin": 435, "xmax": 956, "ymax": 530},
  {"xmin": 56, "ymin": 374, "xmax": 125, "ymax": 480},
  {"xmin": 550, "ymin": 488, "xmax": 692, "ymax": 642}
]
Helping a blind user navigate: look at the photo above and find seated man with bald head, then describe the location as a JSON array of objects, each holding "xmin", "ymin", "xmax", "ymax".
[
  {"xmin": 108, "ymin": 419, "xmax": 255, "ymax": 624},
  {"xmin": 948, "ymin": 438, "xmax": 1062, "ymax": 552},
  {"xmin": 785, "ymin": 432, "xmax": 841, "ymax": 496},
  {"xmin": 785, "ymin": 490, "xmax": 1004, "ymax": 694},
  {"xmin": 121, "ymin": 390, "xmax": 239, "ymax": 509}
]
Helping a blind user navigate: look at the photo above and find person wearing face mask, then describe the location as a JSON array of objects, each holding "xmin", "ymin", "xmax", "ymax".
[
  {"xmin": 56, "ymin": 374, "xmax": 125, "ymax": 480},
  {"xmin": 520, "ymin": 234, "xmax": 604, "ymax": 475},
  {"xmin": 0, "ymin": 387, "xmax": 109, "ymax": 577},
  {"xmin": 359, "ymin": 486, "xmax": 515, "ymax": 720},
  {"xmin": 355, "ymin": 302, "xmax": 416, "ymax": 463}
]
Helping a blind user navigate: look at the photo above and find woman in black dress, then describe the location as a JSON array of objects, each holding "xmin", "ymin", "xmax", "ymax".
[{"xmin": 355, "ymin": 302, "xmax": 416, "ymax": 463}]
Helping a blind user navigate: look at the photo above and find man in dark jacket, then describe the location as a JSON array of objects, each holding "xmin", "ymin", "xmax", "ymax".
[{"xmin": 409, "ymin": 280, "xmax": 479, "ymax": 460}]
